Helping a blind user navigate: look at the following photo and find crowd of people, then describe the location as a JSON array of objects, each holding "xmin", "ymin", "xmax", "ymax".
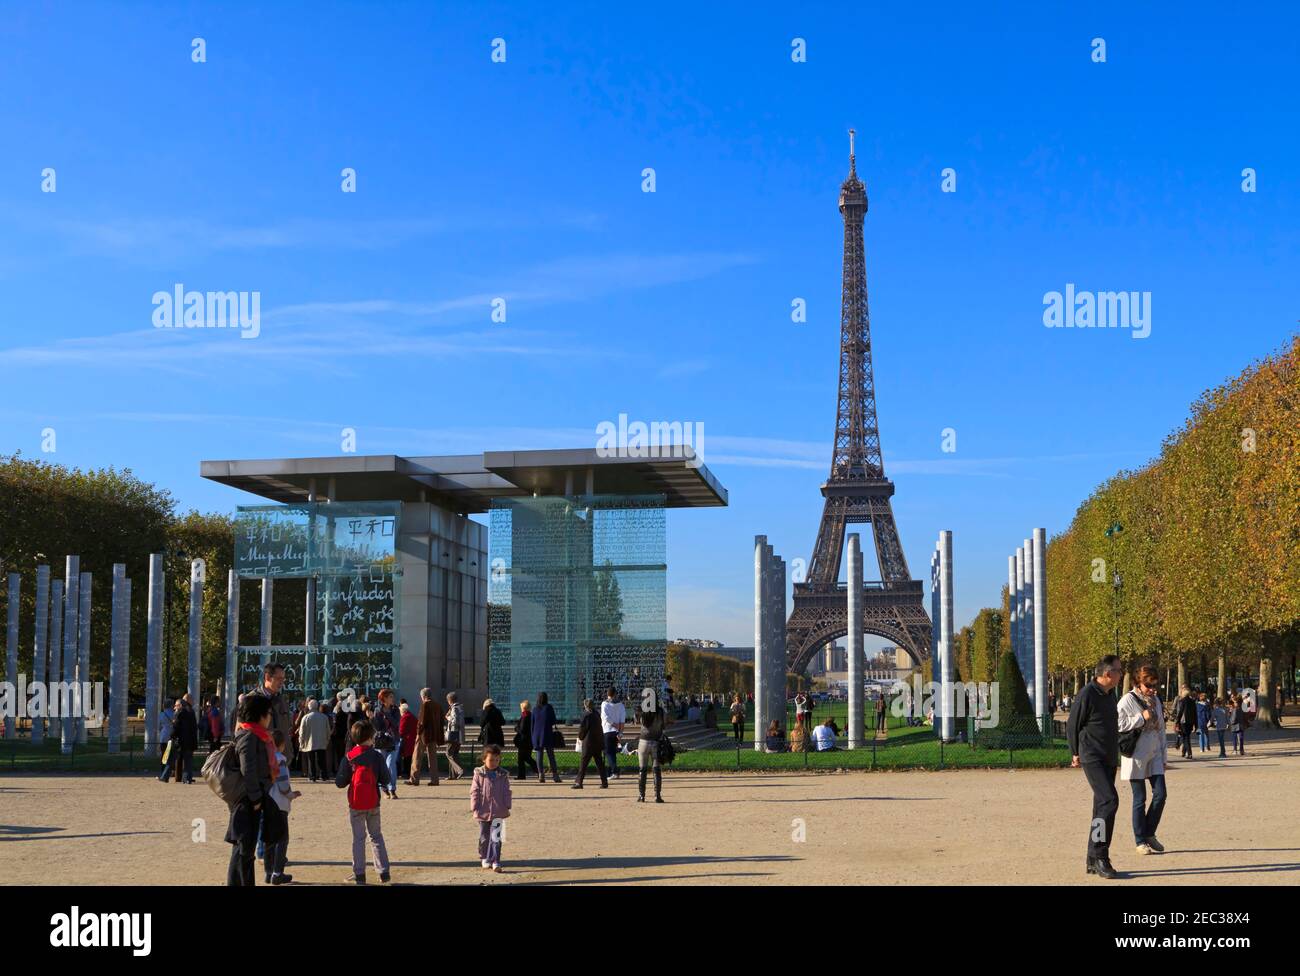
[
  {"xmin": 1066, "ymin": 655, "xmax": 1263, "ymax": 880},
  {"xmin": 198, "ymin": 664, "xmax": 675, "ymax": 885}
]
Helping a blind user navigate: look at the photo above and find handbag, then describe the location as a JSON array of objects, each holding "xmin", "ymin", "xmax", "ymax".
[
  {"xmin": 1118, "ymin": 692, "xmax": 1145, "ymax": 758},
  {"xmin": 552, "ymin": 728, "xmax": 566, "ymax": 749},
  {"xmin": 161, "ymin": 740, "xmax": 173, "ymax": 767},
  {"xmin": 656, "ymin": 735, "xmax": 676, "ymax": 765}
]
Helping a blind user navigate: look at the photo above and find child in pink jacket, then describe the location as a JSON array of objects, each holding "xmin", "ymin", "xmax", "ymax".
[{"xmin": 470, "ymin": 743, "xmax": 512, "ymax": 872}]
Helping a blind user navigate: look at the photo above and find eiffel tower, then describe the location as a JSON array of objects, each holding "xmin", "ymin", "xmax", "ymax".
[{"xmin": 786, "ymin": 130, "xmax": 932, "ymax": 673}]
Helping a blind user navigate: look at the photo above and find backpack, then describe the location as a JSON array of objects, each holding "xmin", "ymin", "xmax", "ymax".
[
  {"xmin": 349, "ymin": 753, "xmax": 381, "ymax": 810},
  {"xmin": 202, "ymin": 741, "xmax": 244, "ymax": 807}
]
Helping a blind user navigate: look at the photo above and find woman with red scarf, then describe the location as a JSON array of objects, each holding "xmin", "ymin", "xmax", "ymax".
[
  {"xmin": 225, "ymin": 694, "xmax": 286, "ymax": 886},
  {"xmin": 398, "ymin": 702, "xmax": 418, "ymax": 779}
]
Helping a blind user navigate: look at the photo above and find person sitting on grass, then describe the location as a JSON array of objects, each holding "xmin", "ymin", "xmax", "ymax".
[
  {"xmin": 470, "ymin": 743, "xmax": 512, "ymax": 873},
  {"xmin": 789, "ymin": 715, "xmax": 809, "ymax": 752},
  {"xmin": 812, "ymin": 717, "xmax": 838, "ymax": 752},
  {"xmin": 764, "ymin": 720, "xmax": 786, "ymax": 753}
]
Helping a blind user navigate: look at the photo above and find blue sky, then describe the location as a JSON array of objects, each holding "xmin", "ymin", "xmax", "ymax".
[{"xmin": 2, "ymin": 2, "xmax": 1297, "ymax": 647}]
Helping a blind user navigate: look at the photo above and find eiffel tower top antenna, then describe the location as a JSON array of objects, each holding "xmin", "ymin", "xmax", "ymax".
[{"xmin": 848, "ymin": 128, "xmax": 855, "ymax": 175}]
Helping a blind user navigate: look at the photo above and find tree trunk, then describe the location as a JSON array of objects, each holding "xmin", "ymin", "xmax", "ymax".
[
  {"xmin": 1177, "ymin": 655, "xmax": 1187, "ymax": 693},
  {"xmin": 1074, "ymin": 669, "xmax": 1082, "ymax": 694},
  {"xmin": 1256, "ymin": 636, "xmax": 1278, "ymax": 729},
  {"xmin": 1217, "ymin": 648, "xmax": 1227, "ymax": 700},
  {"xmin": 1122, "ymin": 671, "xmax": 1133, "ymax": 694}
]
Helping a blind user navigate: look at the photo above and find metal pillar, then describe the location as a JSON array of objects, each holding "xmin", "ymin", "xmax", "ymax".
[
  {"xmin": 4, "ymin": 574, "xmax": 18, "ymax": 739},
  {"xmin": 753, "ymin": 536, "xmax": 768, "ymax": 750},
  {"xmin": 847, "ymin": 533, "xmax": 863, "ymax": 749},
  {"xmin": 77, "ymin": 571, "xmax": 92, "ymax": 743},
  {"xmin": 260, "ymin": 578, "xmax": 273, "ymax": 650},
  {"xmin": 108, "ymin": 564, "xmax": 127, "ymax": 752},
  {"xmin": 930, "ymin": 550, "xmax": 940, "ymax": 670},
  {"xmin": 1033, "ymin": 527, "xmax": 1048, "ymax": 723},
  {"xmin": 61, "ymin": 557, "xmax": 79, "ymax": 754},
  {"xmin": 770, "ymin": 552, "xmax": 785, "ymax": 733},
  {"xmin": 31, "ymin": 565, "xmax": 50, "ymax": 744},
  {"xmin": 1014, "ymin": 547, "xmax": 1026, "ymax": 685},
  {"xmin": 1022, "ymin": 538, "xmax": 1033, "ymax": 711},
  {"xmin": 121, "ymin": 578, "xmax": 132, "ymax": 745},
  {"xmin": 187, "ymin": 559, "xmax": 204, "ymax": 705},
  {"xmin": 48, "ymin": 579, "xmax": 63, "ymax": 743},
  {"xmin": 225, "ymin": 569, "xmax": 240, "ymax": 735},
  {"xmin": 145, "ymin": 553, "xmax": 164, "ymax": 756},
  {"xmin": 939, "ymin": 530, "xmax": 955, "ymax": 742}
]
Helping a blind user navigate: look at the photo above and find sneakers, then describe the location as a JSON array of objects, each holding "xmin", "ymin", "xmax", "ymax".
[
  {"xmin": 481, "ymin": 859, "xmax": 492, "ymax": 869},
  {"xmin": 379, "ymin": 870, "xmax": 390, "ymax": 883},
  {"xmin": 1135, "ymin": 843, "xmax": 1154, "ymax": 855},
  {"xmin": 491, "ymin": 864, "xmax": 502, "ymax": 873},
  {"xmin": 1146, "ymin": 837, "xmax": 1165, "ymax": 853},
  {"xmin": 348, "ymin": 873, "xmax": 367, "ymax": 885},
  {"xmin": 270, "ymin": 873, "xmax": 292, "ymax": 885}
]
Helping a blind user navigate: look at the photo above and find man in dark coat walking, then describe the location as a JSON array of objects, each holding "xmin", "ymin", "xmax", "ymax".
[
  {"xmin": 1173, "ymin": 686, "xmax": 1197, "ymax": 759},
  {"xmin": 572, "ymin": 699, "xmax": 609, "ymax": 789},
  {"xmin": 1067, "ymin": 655, "xmax": 1124, "ymax": 879}
]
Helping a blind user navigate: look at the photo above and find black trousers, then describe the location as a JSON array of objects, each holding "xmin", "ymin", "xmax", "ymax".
[
  {"xmin": 1082, "ymin": 762, "xmax": 1119, "ymax": 860},
  {"xmin": 306, "ymin": 749, "xmax": 328, "ymax": 781},
  {"xmin": 575, "ymin": 746, "xmax": 607, "ymax": 786},
  {"xmin": 517, "ymin": 746, "xmax": 539, "ymax": 779}
]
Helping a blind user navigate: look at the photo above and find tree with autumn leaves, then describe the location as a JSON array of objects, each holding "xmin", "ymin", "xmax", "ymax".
[{"xmin": 1035, "ymin": 336, "xmax": 1297, "ymax": 726}]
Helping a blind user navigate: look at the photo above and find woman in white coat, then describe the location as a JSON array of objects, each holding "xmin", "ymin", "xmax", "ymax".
[{"xmin": 1118, "ymin": 665, "xmax": 1167, "ymax": 855}]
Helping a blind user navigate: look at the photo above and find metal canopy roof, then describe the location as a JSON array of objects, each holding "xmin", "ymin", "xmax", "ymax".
[{"xmin": 200, "ymin": 448, "xmax": 728, "ymax": 513}]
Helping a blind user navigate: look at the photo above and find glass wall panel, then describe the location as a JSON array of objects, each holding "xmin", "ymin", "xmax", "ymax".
[
  {"xmin": 488, "ymin": 495, "xmax": 666, "ymax": 722},
  {"xmin": 233, "ymin": 502, "xmax": 400, "ymax": 702}
]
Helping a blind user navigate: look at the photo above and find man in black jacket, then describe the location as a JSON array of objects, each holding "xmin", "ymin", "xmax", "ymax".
[
  {"xmin": 1173, "ymin": 687, "xmax": 1196, "ymax": 759},
  {"xmin": 1067, "ymin": 655, "xmax": 1123, "ymax": 879},
  {"xmin": 572, "ymin": 699, "xmax": 609, "ymax": 789}
]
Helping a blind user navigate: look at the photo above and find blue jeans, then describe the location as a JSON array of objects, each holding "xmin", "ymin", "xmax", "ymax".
[
  {"xmin": 1130, "ymin": 774, "xmax": 1167, "ymax": 845},
  {"xmin": 1197, "ymin": 728, "xmax": 1209, "ymax": 751},
  {"xmin": 604, "ymin": 732, "xmax": 620, "ymax": 776},
  {"xmin": 1216, "ymin": 731, "xmax": 1226, "ymax": 755},
  {"xmin": 1233, "ymin": 730, "xmax": 1245, "ymax": 753},
  {"xmin": 382, "ymin": 749, "xmax": 400, "ymax": 793}
]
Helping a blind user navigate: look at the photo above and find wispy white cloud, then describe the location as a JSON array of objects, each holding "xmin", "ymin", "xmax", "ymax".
[{"xmin": 0, "ymin": 251, "xmax": 756, "ymax": 373}]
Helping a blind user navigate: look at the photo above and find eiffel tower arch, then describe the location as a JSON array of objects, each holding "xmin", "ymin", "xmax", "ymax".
[{"xmin": 786, "ymin": 131, "xmax": 933, "ymax": 675}]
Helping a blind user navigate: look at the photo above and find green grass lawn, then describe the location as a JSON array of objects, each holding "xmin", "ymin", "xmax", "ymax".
[{"xmin": 1, "ymin": 707, "xmax": 1070, "ymax": 774}]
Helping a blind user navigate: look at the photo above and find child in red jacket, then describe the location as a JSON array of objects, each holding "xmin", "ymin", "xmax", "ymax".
[{"xmin": 335, "ymin": 719, "xmax": 391, "ymax": 885}]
